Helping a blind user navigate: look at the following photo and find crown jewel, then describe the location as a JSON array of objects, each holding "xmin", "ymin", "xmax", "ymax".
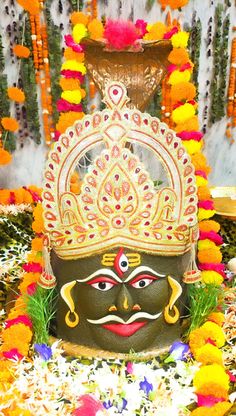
[{"xmin": 43, "ymin": 82, "xmax": 198, "ymax": 259}]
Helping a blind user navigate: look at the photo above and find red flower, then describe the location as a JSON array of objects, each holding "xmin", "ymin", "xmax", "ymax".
[{"xmin": 104, "ymin": 19, "xmax": 139, "ymax": 50}]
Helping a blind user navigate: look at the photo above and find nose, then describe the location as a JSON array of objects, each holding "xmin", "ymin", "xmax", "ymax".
[{"xmin": 116, "ymin": 285, "xmax": 134, "ymax": 314}]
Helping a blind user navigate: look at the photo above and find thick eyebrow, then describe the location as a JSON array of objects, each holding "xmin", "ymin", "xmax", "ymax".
[
  {"xmin": 76, "ymin": 268, "xmax": 123, "ymax": 284},
  {"xmin": 123, "ymin": 266, "xmax": 166, "ymax": 283}
]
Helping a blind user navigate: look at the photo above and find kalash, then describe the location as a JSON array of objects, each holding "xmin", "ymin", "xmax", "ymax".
[{"xmin": 40, "ymin": 40, "xmax": 200, "ymax": 358}]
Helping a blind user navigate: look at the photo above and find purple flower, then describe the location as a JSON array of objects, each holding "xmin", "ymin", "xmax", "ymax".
[
  {"xmin": 165, "ymin": 341, "xmax": 190, "ymax": 363},
  {"xmin": 34, "ymin": 343, "xmax": 52, "ymax": 361},
  {"xmin": 103, "ymin": 400, "xmax": 113, "ymax": 409},
  {"xmin": 139, "ymin": 377, "xmax": 153, "ymax": 395},
  {"xmin": 117, "ymin": 398, "xmax": 127, "ymax": 412}
]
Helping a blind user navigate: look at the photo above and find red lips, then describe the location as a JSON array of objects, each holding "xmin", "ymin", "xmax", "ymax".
[{"xmin": 102, "ymin": 322, "xmax": 146, "ymax": 337}]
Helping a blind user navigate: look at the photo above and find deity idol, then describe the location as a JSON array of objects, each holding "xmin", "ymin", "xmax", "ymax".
[{"xmin": 41, "ymin": 41, "xmax": 200, "ymax": 356}]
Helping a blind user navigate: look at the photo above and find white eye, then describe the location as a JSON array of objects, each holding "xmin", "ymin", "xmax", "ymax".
[
  {"xmin": 131, "ymin": 279, "xmax": 153, "ymax": 289},
  {"xmin": 91, "ymin": 282, "xmax": 114, "ymax": 291},
  {"xmin": 119, "ymin": 253, "xmax": 129, "ymax": 273}
]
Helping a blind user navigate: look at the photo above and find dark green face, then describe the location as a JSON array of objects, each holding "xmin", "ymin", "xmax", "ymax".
[{"xmin": 51, "ymin": 249, "xmax": 190, "ymax": 353}]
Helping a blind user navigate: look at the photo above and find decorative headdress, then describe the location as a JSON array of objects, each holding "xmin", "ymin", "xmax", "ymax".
[{"xmin": 42, "ymin": 82, "xmax": 198, "ymax": 260}]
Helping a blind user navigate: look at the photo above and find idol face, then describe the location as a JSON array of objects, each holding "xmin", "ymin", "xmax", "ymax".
[{"xmin": 51, "ymin": 249, "xmax": 190, "ymax": 353}]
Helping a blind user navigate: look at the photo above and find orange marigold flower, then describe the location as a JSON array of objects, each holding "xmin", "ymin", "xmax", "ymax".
[
  {"xmin": 193, "ymin": 364, "xmax": 229, "ymax": 398},
  {"xmin": 27, "ymin": 251, "xmax": 43, "ymax": 265},
  {"xmin": 13, "ymin": 188, "xmax": 24, "ymax": 204},
  {"xmin": 18, "ymin": 272, "xmax": 40, "ymax": 294},
  {"xmin": 28, "ymin": 185, "xmax": 42, "ymax": 197},
  {"xmin": 1, "ymin": 323, "xmax": 32, "ymax": 356},
  {"xmin": 170, "ymin": 81, "xmax": 196, "ymax": 102},
  {"xmin": 21, "ymin": 188, "xmax": 34, "ymax": 204},
  {"xmin": 7, "ymin": 87, "xmax": 25, "ymax": 103},
  {"xmin": 0, "ymin": 189, "xmax": 10, "ymax": 204},
  {"xmin": 32, "ymin": 203, "xmax": 45, "ymax": 234},
  {"xmin": 168, "ymin": 48, "xmax": 189, "ymax": 65},
  {"xmin": 144, "ymin": 22, "xmax": 167, "ymax": 41},
  {"xmin": 16, "ymin": 0, "xmax": 39, "ymax": 15},
  {"xmin": 60, "ymin": 77, "xmax": 81, "ymax": 91},
  {"xmin": 56, "ymin": 111, "xmax": 85, "ymax": 134},
  {"xmin": 207, "ymin": 312, "xmax": 225, "ymax": 327},
  {"xmin": 168, "ymin": 0, "xmax": 189, "ymax": 8},
  {"xmin": 1, "ymin": 117, "xmax": 19, "ymax": 132},
  {"xmin": 8, "ymin": 297, "xmax": 27, "ymax": 319},
  {"xmin": 197, "ymin": 186, "xmax": 211, "ymax": 201},
  {"xmin": 88, "ymin": 19, "xmax": 104, "ymax": 40},
  {"xmin": 13, "ymin": 44, "xmax": 30, "ymax": 58},
  {"xmin": 198, "ymin": 247, "xmax": 222, "ymax": 264},
  {"xmin": 189, "ymin": 321, "xmax": 225, "ymax": 357},
  {"xmin": 191, "ymin": 152, "xmax": 211, "ymax": 174},
  {"xmin": 64, "ymin": 48, "xmax": 85, "ymax": 62},
  {"xmin": 0, "ymin": 148, "xmax": 12, "ymax": 165},
  {"xmin": 31, "ymin": 237, "xmax": 43, "ymax": 252},
  {"xmin": 199, "ymin": 220, "xmax": 220, "ymax": 233},
  {"xmin": 174, "ymin": 115, "xmax": 199, "ymax": 132},
  {"xmin": 71, "ymin": 11, "xmax": 89, "ymax": 26}
]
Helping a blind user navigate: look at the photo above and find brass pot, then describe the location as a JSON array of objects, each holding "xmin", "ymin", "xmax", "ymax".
[
  {"xmin": 84, "ymin": 39, "xmax": 172, "ymax": 111},
  {"xmin": 210, "ymin": 187, "xmax": 236, "ymax": 220}
]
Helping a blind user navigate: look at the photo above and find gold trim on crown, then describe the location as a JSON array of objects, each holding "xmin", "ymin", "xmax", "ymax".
[{"xmin": 43, "ymin": 82, "xmax": 198, "ymax": 259}]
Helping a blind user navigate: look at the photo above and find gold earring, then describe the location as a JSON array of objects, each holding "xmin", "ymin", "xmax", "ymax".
[
  {"xmin": 164, "ymin": 304, "xmax": 179, "ymax": 324},
  {"xmin": 65, "ymin": 310, "xmax": 79, "ymax": 328}
]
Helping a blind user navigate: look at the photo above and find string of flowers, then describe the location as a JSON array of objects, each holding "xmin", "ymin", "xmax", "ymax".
[
  {"xmin": 0, "ymin": 186, "xmax": 42, "ymax": 205},
  {"xmin": 158, "ymin": 0, "xmax": 190, "ymax": 11},
  {"xmin": 226, "ymin": 35, "xmax": 236, "ymax": 143}
]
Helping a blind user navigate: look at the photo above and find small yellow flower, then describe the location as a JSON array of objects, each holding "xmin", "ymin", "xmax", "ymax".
[
  {"xmin": 201, "ymin": 271, "xmax": 223, "ymax": 285},
  {"xmin": 172, "ymin": 103, "xmax": 195, "ymax": 124},
  {"xmin": 182, "ymin": 139, "xmax": 202, "ymax": 155},
  {"xmin": 196, "ymin": 176, "xmax": 208, "ymax": 187},
  {"xmin": 61, "ymin": 90, "xmax": 82, "ymax": 104},
  {"xmin": 62, "ymin": 60, "xmax": 86, "ymax": 75},
  {"xmin": 195, "ymin": 343, "xmax": 223, "ymax": 366},
  {"xmin": 198, "ymin": 239, "xmax": 216, "ymax": 251},
  {"xmin": 193, "ymin": 364, "xmax": 229, "ymax": 398},
  {"xmin": 171, "ymin": 31, "xmax": 189, "ymax": 48},
  {"xmin": 168, "ymin": 69, "xmax": 191, "ymax": 85},
  {"xmin": 72, "ymin": 23, "xmax": 88, "ymax": 43},
  {"xmin": 198, "ymin": 208, "xmax": 216, "ymax": 221}
]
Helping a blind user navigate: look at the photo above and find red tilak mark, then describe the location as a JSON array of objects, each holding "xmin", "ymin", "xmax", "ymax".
[{"xmin": 114, "ymin": 248, "xmax": 124, "ymax": 277}]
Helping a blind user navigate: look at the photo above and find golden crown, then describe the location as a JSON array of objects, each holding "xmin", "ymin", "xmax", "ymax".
[{"xmin": 42, "ymin": 82, "xmax": 198, "ymax": 259}]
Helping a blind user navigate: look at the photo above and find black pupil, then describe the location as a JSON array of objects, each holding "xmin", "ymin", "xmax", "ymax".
[
  {"xmin": 98, "ymin": 282, "xmax": 107, "ymax": 290},
  {"xmin": 139, "ymin": 280, "xmax": 146, "ymax": 287},
  {"xmin": 121, "ymin": 261, "xmax": 127, "ymax": 268}
]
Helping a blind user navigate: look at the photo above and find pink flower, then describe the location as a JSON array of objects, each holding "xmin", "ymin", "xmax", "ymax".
[
  {"xmin": 135, "ymin": 19, "xmax": 148, "ymax": 38},
  {"xmin": 60, "ymin": 70, "xmax": 85, "ymax": 82},
  {"xmin": 64, "ymin": 34, "xmax": 84, "ymax": 53},
  {"xmin": 3, "ymin": 348, "xmax": 23, "ymax": 361},
  {"xmin": 72, "ymin": 394, "xmax": 104, "ymax": 416},
  {"xmin": 126, "ymin": 361, "xmax": 134, "ymax": 374},
  {"xmin": 54, "ymin": 130, "xmax": 60, "ymax": 141},
  {"xmin": 164, "ymin": 26, "xmax": 179, "ymax": 39},
  {"xmin": 195, "ymin": 170, "xmax": 207, "ymax": 179},
  {"xmin": 22, "ymin": 262, "xmax": 42, "ymax": 273},
  {"xmin": 226, "ymin": 370, "xmax": 236, "ymax": 382},
  {"xmin": 177, "ymin": 131, "xmax": 203, "ymax": 141},
  {"xmin": 199, "ymin": 230, "xmax": 223, "ymax": 245},
  {"xmin": 27, "ymin": 282, "xmax": 37, "ymax": 295},
  {"xmin": 167, "ymin": 64, "xmax": 177, "ymax": 73},
  {"xmin": 198, "ymin": 200, "xmax": 214, "ymax": 210},
  {"xmin": 57, "ymin": 98, "xmax": 83, "ymax": 112},
  {"xmin": 104, "ymin": 19, "xmax": 139, "ymax": 50},
  {"xmin": 180, "ymin": 62, "xmax": 192, "ymax": 72},
  {"xmin": 197, "ymin": 394, "xmax": 225, "ymax": 407},
  {"xmin": 5, "ymin": 314, "xmax": 32, "ymax": 329}
]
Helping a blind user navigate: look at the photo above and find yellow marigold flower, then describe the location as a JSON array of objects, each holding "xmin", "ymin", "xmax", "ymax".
[
  {"xmin": 171, "ymin": 31, "xmax": 189, "ymax": 48},
  {"xmin": 195, "ymin": 343, "xmax": 223, "ymax": 366},
  {"xmin": 72, "ymin": 23, "xmax": 88, "ymax": 43},
  {"xmin": 207, "ymin": 312, "xmax": 225, "ymax": 326},
  {"xmin": 198, "ymin": 239, "xmax": 216, "ymax": 251},
  {"xmin": 196, "ymin": 176, "xmax": 208, "ymax": 187},
  {"xmin": 26, "ymin": 251, "xmax": 43, "ymax": 264},
  {"xmin": 61, "ymin": 60, "xmax": 86, "ymax": 75},
  {"xmin": 201, "ymin": 271, "xmax": 224, "ymax": 285},
  {"xmin": 144, "ymin": 22, "xmax": 166, "ymax": 41},
  {"xmin": 198, "ymin": 208, "xmax": 216, "ymax": 221},
  {"xmin": 182, "ymin": 139, "xmax": 202, "ymax": 155},
  {"xmin": 88, "ymin": 19, "xmax": 104, "ymax": 40},
  {"xmin": 64, "ymin": 48, "xmax": 85, "ymax": 62},
  {"xmin": 190, "ymin": 401, "xmax": 232, "ymax": 416},
  {"xmin": 168, "ymin": 69, "xmax": 191, "ymax": 85},
  {"xmin": 189, "ymin": 321, "xmax": 225, "ymax": 357},
  {"xmin": 61, "ymin": 90, "xmax": 82, "ymax": 104},
  {"xmin": 1, "ymin": 323, "xmax": 32, "ymax": 356},
  {"xmin": 172, "ymin": 103, "xmax": 195, "ymax": 124},
  {"xmin": 194, "ymin": 364, "xmax": 229, "ymax": 398}
]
